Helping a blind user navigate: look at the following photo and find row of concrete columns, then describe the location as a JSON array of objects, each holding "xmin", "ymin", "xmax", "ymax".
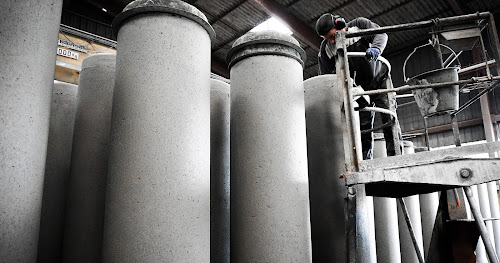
[
  {"xmin": 3, "ymin": 1, "xmax": 500, "ymax": 262},
  {"xmin": 0, "ymin": 0, "xmax": 314, "ymax": 262}
]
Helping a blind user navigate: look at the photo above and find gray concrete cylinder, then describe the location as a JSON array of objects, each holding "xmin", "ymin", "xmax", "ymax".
[
  {"xmin": 398, "ymin": 141, "xmax": 424, "ymax": 263},
  {"xmin": 373, "ymin": 136, "xmax": 402, "ymax": 263},
  {"xmin": 227, "ymin": 31, "xmax": 312, "ymax": 262},
  {"xmin": 419, "ymin": 191, "xmax": 439, "ymax": 258},
  {"xmin": 37, "ymin": 81, "xmax": 79, "ymax": 263},
  {"xmin": 102, "ymin": 1, "xmax": 214, "ymax": 262},
  {"xmin": 304, "ymin": 75, "xmax": 346, "ymax": 262},
  {"xmin": 62, "ymin": 54, "xmax": 116, "ymax": 263},
  {"xmin": 210, "ymin": 79, "xmax": 230, "ymax": 263},
  {"xmin": 304, "ymin": 75, "xmax": 376, "ymax": 263},
  {"xmin": 0, "ymin": 1, "xmax": 63, "ymax": 261},
  {"xmin": 414, "ymin": 147, "xmax": 439, "ymax": 259}
]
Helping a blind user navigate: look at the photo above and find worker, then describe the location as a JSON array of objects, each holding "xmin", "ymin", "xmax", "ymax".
[{"xmin": 315, "ymin": 14, "xmax": 401, "ymax": 159}]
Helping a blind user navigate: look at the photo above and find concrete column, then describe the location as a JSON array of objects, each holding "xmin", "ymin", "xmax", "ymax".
[
  {"xmin": 473, "ymin": 185, "xmax": 489, "ymax": 263},
  {"xmin": 62, "ymin": 54, "xmax": 116, "ymax": 263},
  {"xmin": 419, "ymin": 191, "xmax": 439, "ymax": 258},
  {"xmin": 37, "ymin": 81, "xmax": 78, "ymax": 263},
  {"xmin": 0, "ymin": 1, "xmax": 63, "ymax": 261},
  {"xmin": 373, "ymin": 136, "xmax": 402, "ymax": 263},
  {"xmin": 228, "ymin": 31, "xmax": 312, "ymax": 262},
  {"xmin": 102, "ymin": 1, "xmax": 214, "ymax": 262},
  {"xmin": 398, "ymin": 141, "xmax": 424, "ymax": 263},
  {"xmin": 304, "ymin": 75, "xmax": 376, "ymax": 263},
  {"xmin": 210, "ymin": 79, "xmax": 230, "ymax": 263},
  {"xmin": 480, "ymin": 93, "xmax": 500, "ymax": 256}
]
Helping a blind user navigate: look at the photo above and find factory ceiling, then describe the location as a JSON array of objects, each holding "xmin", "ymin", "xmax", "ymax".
[{"xmin": 63, "ymin": 0, "xmax": 500, "ymax": 79}]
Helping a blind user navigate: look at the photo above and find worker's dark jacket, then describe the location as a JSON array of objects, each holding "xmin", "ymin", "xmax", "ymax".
[{"xmin": 318, "ymin": 17, "xmax": 388, "ymax": 90}]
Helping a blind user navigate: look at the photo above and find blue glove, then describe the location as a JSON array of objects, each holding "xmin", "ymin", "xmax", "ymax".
[{"xmin": 365, "ymin": 48, "xmax": 380, "ymax": 61}]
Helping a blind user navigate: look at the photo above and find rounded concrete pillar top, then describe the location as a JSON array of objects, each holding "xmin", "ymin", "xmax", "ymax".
[
  {"xmin": 82, "ymin": 53, "xmax": 116, "ymax": 70},
  {"xmin": 402, "ymin": 141, "xmax": 414, "ymax": 147},
  {"xmin": 226, "ymin": 30, "xmax": 306, "ymax": 69},
  {"xmin": 112, "ymin": 0, "xmax": 215, "ymax": 43},
  {"xmin": 373, "ymin": 133, "xmax": 385, "ymax": 141}
]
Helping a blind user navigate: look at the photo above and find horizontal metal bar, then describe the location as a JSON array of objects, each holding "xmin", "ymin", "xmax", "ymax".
[
  {"xmin": 346, "ymin": 157, "xmax": 500, "ymax": 188},
  {"xmin": 452, "ymin": 80, "xmax": 500, "ymax": 115},
  {"xmin": 358, "ymin": 141, "xmax": 500, "ymax": 172},
  {"xmin": 345, "ymin": 12, "xmax": 491, "ymax": 38},
  {"xmin": 353, "ymin": 76, "xmax": 500, "ymax": 96},
  {"xmin": 60, "ymin": 24, "xmax": 117, "ymax": 48},
  {"xmin": 458, "ymin": 59, "xmax": 496, "ymax": 74}
]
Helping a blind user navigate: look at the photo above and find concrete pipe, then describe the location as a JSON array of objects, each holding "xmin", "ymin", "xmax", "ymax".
[
  {"xmin": 373, "ymin": 136, "xmax": 402, "ymax": 263},
  {"xmin": 227, "ymin": 31, "xmax": 312, "ymax": 262},
  {"xmin": 398, "ymin": 141, "xmax": 424, "ymax": 263},
  {"xmin": 102, "ymin": 1, "xmax": 214, "ymax": 262},
  {"xmin": 210, "ymin": 78, "xmax": 230, "ymax": 263},
  {"xmin": 37, "ymin": 81, "xmax": 79, "ymax": 263},
  {"xmin": 62, "ymin": 54, "xmax": 116, "ymax": 263},
  {"xmin": 0, "ymin": 1, "xmax": 63, "ymax": 261},
  {"xmin": 304, "ymin": 75, "xmax": 376, "ymax": 263}
]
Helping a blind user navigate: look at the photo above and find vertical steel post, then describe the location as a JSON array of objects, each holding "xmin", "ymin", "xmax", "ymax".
[
  {"xmin": 464, "ymin": 186, "xmax": 500, "ymax": 263},
  {"xmin": 336, "ymin": 31, "xmax": 377, "ymax": 263}
]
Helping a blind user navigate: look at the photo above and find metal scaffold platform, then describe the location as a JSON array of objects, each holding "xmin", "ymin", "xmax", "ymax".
[
  {"xmin": 334, "ymin": 11, "xmax": 500, "ymax": 263},
  {"xmin": 346, "ymin": 141, "xmax": 500, "ymax": 198}
]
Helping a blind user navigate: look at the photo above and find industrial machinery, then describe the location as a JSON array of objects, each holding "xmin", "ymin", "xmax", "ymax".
[{"xmin": 335, "ymin": 12, "xmax": 500, "ymax": 263}]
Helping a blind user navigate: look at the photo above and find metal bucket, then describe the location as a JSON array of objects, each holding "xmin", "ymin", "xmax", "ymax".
[{"xmin": 408, "ymin": 67, "xmax": 459, "ymax": 117}]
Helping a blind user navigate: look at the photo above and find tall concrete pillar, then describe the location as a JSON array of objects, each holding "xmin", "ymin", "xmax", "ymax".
[
  {"xmin": 398, "ymin": 141, "xmax": 424, "ymax": 263},
  {"xmin": 62, "ymin": 54, "xmax": 116, "ymax": 263},
  {"xmin": 419, "ymin": 191, "xmax": 439, "ymax": 258},
  {"xmin": 473, "ymin": 185, "xmax": 489, "ymax": 263},
  {"xmin": 373, "ymin": 136, "xmax": 402, "ymax": 263},
  {"xmin": 228, "ymin": 31, "xmax": 312, "ymax": 262},
  {"xmin": 210, "ymin": 79, "xmax": 230, "ymax": 263},
  {"xmin": 37, "ymin": 81, "xmax": 79, "ymax": 263},
  {"xmin": 0, "ymin": 1, "xmax": 63, "ymax": 261},
  {"xmin": 102, "ymin": 1, "xmax": 214, "ymax": 262},
  {"xmin": 415, "ymin": 146, "xmax": 439, "ymax": 258},
  {"xmin": 304, "ymin": 75, "xmax": 376, "ymax": 263}
]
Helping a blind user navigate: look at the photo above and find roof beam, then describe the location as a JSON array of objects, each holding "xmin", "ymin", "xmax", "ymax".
[
  {"xmin": 251, "ymin": 0, "xmax": 321, "ymax": 52},
  {"xmin": 211, "ymin": 57, "xmax": 230, "ymax": 79}
]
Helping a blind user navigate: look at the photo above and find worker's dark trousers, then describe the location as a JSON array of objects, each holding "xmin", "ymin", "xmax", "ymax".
[{"xmin": 359, "ymin": 90, "xmax": 402, "ymax": 160}]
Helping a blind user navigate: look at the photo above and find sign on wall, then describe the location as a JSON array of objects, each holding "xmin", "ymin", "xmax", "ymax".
[
  {"xmin": 58, "ymin": 39, "xmax": 89, "ymax": 53},
  {"xmin": 57, "ymin": 47, "xmax": 79, "ymax": 60}
]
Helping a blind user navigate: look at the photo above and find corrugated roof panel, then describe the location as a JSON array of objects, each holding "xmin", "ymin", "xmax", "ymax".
[
  {"xmin": 211, "ymin": 21, "xmax": 238, "ymax": 49},
  {"xmin": 220, "ymin": 1, "xmax": 269, "ymax": 32},
  {"xmin": 290, "ymin": 0, "xmax": 339, "ymax": 23},
  {"xmin": 195, "ymin": 0, "xmax": 246, "ymax": 23}
]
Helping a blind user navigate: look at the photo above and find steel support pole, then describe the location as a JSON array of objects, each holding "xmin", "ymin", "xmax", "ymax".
[
  {"xmin": 0, "ymin": 1, "xmax": 63, "ymax": 261},
  {"xmin": 464, "ymin": 186, "xmax": 500, "ymax": 263},
  {"xmin": 63, "ymin": 54, "xmax": 116, "ymax": 263},
  {"xmin": 398, "ymin": 198, "xmax": 425, "ymax": 263},
  {"xmin": 336, "ymin": 31, "xmax": 377, "ymax": 263}
]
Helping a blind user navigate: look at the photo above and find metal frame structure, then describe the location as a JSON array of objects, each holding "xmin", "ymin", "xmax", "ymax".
[{"xmin": 335, "ymin": 12, "xmax": 500, "ymax": 263}]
